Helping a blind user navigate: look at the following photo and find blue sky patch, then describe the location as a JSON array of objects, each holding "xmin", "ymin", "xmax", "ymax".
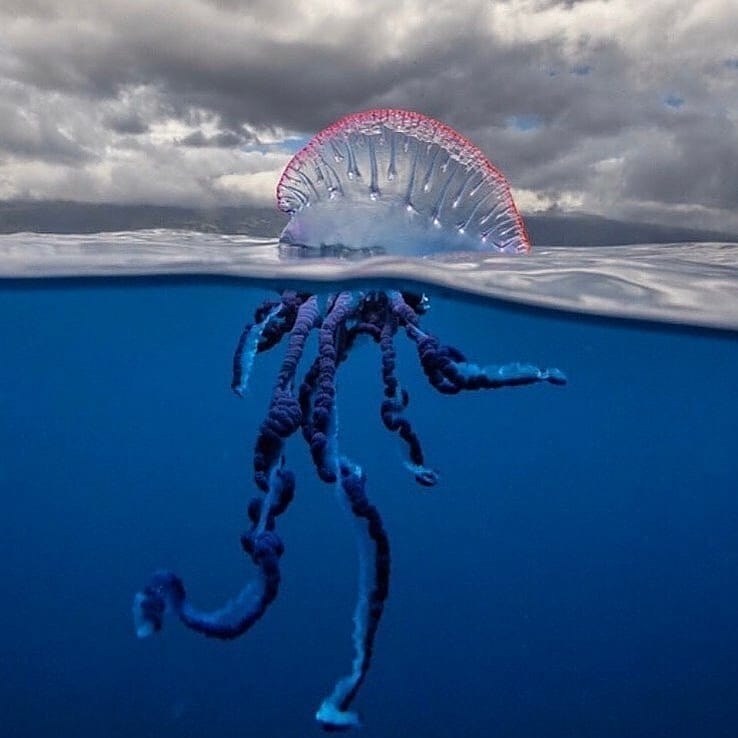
[
  {"xmin": 664, "ymin": 94, "xmax": 684, "ymax": 109},
  {"xmin": 571, "ymin": 64, "xmax": 592, "ymax": 76},
  {"xmin": 507, "ymin": 114, "xmax": 543, "ymax": 132}
]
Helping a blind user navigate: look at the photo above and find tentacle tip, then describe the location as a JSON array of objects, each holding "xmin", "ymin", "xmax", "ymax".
[
  {"xmin": 315, "ymin": 703, "xmax": 362, "ymax": 732},
  {"xmin": 134, "ymin": 622, "xmax": 156, "ymax": 639},
  {"xmin": 132, "ymin": 592, "xmax": 160, "ymax": 639},
  {"xmin": 231, "ymin": 383, "xmax": 246, "ymax": 398},
  {"xmin": 543, "ymin": 368, "xmax": 567, "ymax": 386},
  {"xmin": 132, "ymin": 570, "xmax": 185, "ymax": 638},
  {"xmin": 404, "ymin": 462, "xmax": 439, "ymax": 488}
]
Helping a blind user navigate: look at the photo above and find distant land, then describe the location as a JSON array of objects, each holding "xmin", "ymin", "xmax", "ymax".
[
  {"xmin": 0, "ymin": 200, "xmax": 287, "ymax": 238},
  {"xmin": 1, "ymin": 200, "xmax": 736, "ymax": 247}
]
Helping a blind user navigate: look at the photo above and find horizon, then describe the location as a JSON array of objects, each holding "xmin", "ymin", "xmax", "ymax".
[{"xmin": 2, "ymin": 199, "xmax": 737, "ymax": 246}]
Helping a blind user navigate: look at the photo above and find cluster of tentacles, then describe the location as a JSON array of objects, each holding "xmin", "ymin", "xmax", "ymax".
[{"xmin": 133, "ymin": 289, "xmax": 565, "ymax": 730}]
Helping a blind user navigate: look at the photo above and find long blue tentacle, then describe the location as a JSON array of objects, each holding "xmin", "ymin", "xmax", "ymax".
[
  {"xmin": 389, "ymin": 291, "xmax": 567, "ymax": 392},
  {"xmin": 315, "ymin": 458, "xmax": 390, "ymax": 732},
  {"xmin": 133, "ymin": 292, "xmax": 318, "ymax": 641},
  {"xmin": 132, "ymin": 466, "xmax": 293, "ymax": 639},
  {"xmin": 302, "ymin": 292, "xmax": 391, "ymax": 730},
  {"xmin": 232, "ymin": 290, "xmax": 307, "ymax": 397}
]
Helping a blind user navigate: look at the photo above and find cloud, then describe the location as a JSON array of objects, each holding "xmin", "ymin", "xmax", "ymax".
[
  {"xmin": 177, "ymin": 129, "xmax": 250, "ymax": 148},
  {"xmin": 104, "ymin": 112, "xmax": 149, "ymax": 135},
  {"xmin": 0, "ymin": 0, "xmax": 736, "ymax": 231}
]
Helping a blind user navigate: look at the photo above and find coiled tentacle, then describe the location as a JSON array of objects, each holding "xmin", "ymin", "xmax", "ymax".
[
  {"xmin": 389, "ymin": 290, "xmax": 567, "ymax": 393},
  {"xmin": 132, "ymin": 465, "xmax": 293, "ymax": 640},
  {"xmin": 253, "ymin": 295, "xmax": 320, "ymax": 490},
  {"xmin": 309, "ymin": 292, "xmax": 356, "ymax": 483},
  {"xmin": 378, "ymin": 304, "xmax": 438, "ymax": 486}
]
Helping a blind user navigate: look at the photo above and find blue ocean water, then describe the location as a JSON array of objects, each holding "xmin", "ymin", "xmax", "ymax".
[{"xmin": 2, "ymin": 241, "xmax": 738, "ymax": 737}]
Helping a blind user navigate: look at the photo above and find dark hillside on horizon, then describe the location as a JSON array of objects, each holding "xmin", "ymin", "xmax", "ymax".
[
  {"xmin": 0, "ymin": 201, "xmax": 286, "ymax": 238},
  {"xmin": 524, "ymin": 212, "xmax": 738, "ymax": 247},
  {"xmin": 1, "ymin": 200, "xmax": 736, "ymax": 246}
]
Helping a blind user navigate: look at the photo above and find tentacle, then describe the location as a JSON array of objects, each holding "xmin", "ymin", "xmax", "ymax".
[
  {"xmin": 298, "ymin": 354, "xmax": 320, "ymax": 445},
  {"xmin": 136, "ymin": 285, "xmax": 565, "ymax": 731},
  {"xmin": 254, "ymin": 295, "xmax": 320, "ymax": 490},
  {"xmin": 294, "ymin": 291, "xmax": 391, "ymax": 729},
  {"xmin": 378, "ymin": 308, "xmax": 438, "ymax": 487},
  {"xmin": 133, "ymin": 465, "xmax": 294, "ymax": 640},
  {"xmin": 134, "ymin": 294, "xmax": 318, "ymax": 641},
  {"xmin": 309, "ymin": 292, "xmax": 357, "ymax": 483},
  {"xmin": 299, "ymin": 300, "xmax": 370, "ymax": 452},
  {"xmin": 389, "ymin": 291, "xmax": 567, "ymax": 393},
  {"xmin": 231, "ymin": 290, "xmax": 305, "ymax": 396},
  {"xmin": 316, "ymin": 458, "xmax": 390, "ymax": 732}
]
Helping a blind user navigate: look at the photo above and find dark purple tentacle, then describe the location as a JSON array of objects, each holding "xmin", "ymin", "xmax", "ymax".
[
  {"xmin": 254, "ymin": 295, "xmax": 320, "ymax": 490},
  {"xmin": 389, "ymin": 291, "xmax": 566, "ymax": 393},
  {"xmin": 378, "ymin": 309, "xmax": 438, "ymax": 487},
  {"xmin": 299, "ymin": 314, "xmax": 374, "ymax": 449},
  {"xmin": 133, "ymin": 465, "xmax": 294, "ymax": 640},
  {"xmin": 134, "ymin": 292, "xmax": 319, "ymax": 642},
  {"xmin": 232, "ymin": 290, "xmax": 306, "ymax": 396},
  {"xmin": 309, "ymin": 292, "xmax": 356, "ymax": 483}
]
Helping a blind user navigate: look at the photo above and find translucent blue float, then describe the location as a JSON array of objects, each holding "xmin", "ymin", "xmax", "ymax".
[{"xmin": 133, "ymin": 109, "xmax": 566, "ymax": 730}]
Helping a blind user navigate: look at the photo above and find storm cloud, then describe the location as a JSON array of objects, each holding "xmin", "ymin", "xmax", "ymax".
[{"xmin": 1, "ymin": 0, "xmax": 736, "ymax": 230}]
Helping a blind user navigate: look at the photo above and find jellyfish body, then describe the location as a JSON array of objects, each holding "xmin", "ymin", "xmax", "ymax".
[
  {"xmin": 134, "ymin": 110, "xmax": 565, "ymax": 730},
  {"xmin": 277, "ymin": 109, "xmax": 531, "ymax": 256}
]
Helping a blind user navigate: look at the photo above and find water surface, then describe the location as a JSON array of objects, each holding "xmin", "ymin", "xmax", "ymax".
[{"xmin": 2, "ymin": 230, "xmax": 738, "ymax": 330}]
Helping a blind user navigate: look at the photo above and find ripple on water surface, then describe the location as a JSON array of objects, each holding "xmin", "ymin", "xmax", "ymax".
[{"xmin": 1, "ymin": 231, "xmax": 737, "ymax": 331}]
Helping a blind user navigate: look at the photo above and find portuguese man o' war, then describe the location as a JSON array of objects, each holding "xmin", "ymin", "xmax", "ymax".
[
  {"xmin": 133, "ymin": 109, "xmax": 566, "ymax": 730},
  {"xmin": 278, "ymin": 108, "xmax": 531, "ymax": 256}
]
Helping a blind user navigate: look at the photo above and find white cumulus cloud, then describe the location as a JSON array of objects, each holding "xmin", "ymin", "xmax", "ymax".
[{"xmin": 0, "ymin": 0, "xmax": 736, "ymax": 230}]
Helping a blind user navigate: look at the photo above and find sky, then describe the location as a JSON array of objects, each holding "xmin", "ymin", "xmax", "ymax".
[{"xmin": 1, "ymin": 0, "xmax": 737, "ymax": 231}]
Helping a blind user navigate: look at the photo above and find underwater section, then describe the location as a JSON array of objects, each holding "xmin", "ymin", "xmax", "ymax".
[{"xmin": 2, "ymin": 278, "xmax": 738, "ymax": 737}]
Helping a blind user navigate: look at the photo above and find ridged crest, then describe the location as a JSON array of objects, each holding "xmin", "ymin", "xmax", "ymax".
[{"xmin": 277, "ymin": 109, "xmax": 531, "ymax": 255}]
